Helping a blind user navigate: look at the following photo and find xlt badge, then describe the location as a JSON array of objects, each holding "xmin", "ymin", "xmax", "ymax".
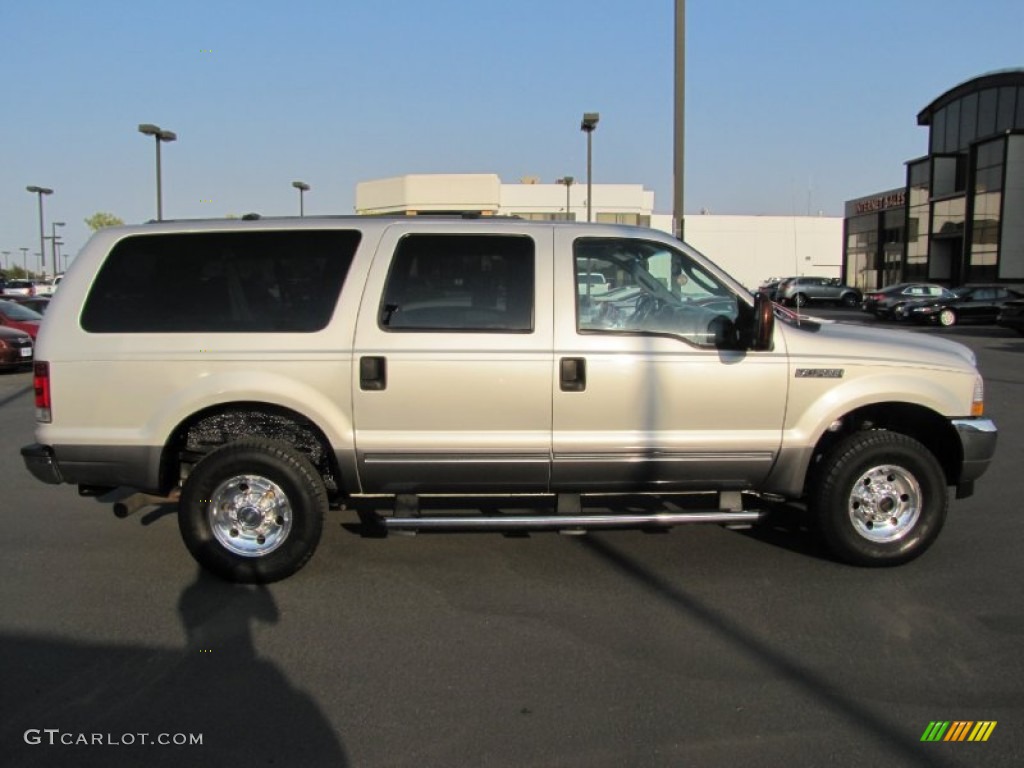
[{"xmin": 795, "ymin": 368, "xmax": 845, "ymax": 378}]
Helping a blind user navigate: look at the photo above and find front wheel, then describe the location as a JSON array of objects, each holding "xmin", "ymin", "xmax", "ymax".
[
  {"xmin": 792, "ymin": 293, "xmax": 809, "ymax": 308},
  {"xmin": 810, "ymin": 431, "xmax": 947, "ymax": 566},
  {"xmin": 179, "ymin": 438, "xmax": 327, "ymax": 583},
  {"xmin": 938, "ymin": 308, "xmax": 958, "ymax": 327}
]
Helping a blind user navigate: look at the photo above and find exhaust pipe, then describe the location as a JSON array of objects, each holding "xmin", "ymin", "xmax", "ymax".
[{"xmin": 112, "ymin": 488, "xmax": 180, "ymax": 518}]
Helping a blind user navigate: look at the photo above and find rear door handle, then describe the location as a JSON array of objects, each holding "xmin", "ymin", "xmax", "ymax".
[
  {"xmin": 560, "ymin": 357, "xmax": 586, "ymax": 392},
  {"xmin": 360, "ymin": 356, "xmax": 387, "ymax": 391}
]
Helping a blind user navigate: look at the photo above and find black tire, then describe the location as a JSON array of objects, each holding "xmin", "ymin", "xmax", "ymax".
[
  {"xmin": 179, "ymin": 438, "xmax": 327, "ymax": 583},
  {"xmin": 792, "ymin": 293, "xmax": 808, "ymax": 308},
  {"xmin": 841, "ymin": 293, "xmax": 859, "ymax": 308},
  {"xmin": 810, "ymin": 431, "xmax": 947, "ymax": 566}
]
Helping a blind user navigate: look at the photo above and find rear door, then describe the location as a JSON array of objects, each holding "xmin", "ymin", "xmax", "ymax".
[{"xmin": 351, "ymin": 223, "xmax": 554, "ymax": 494}]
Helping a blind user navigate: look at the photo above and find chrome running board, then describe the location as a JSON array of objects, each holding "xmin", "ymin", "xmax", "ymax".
[{"xmin": 382, "ymin": 510, "xmax": 764, "ymax": 532}]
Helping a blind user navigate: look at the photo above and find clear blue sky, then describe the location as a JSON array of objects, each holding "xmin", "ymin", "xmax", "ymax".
[{"xmin": 1, "ymin": 0, "xmax": 1022, "ymax": 270}]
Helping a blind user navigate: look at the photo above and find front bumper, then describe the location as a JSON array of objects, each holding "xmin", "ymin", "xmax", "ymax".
[{"xmin": 952, "ymin": 418, "xmax": 998, "ymax": 489}]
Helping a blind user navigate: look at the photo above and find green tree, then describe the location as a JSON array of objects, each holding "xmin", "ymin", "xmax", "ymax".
[{"xmin": 84, "ymin": 212, "xmax": 125, "ymax": 231}]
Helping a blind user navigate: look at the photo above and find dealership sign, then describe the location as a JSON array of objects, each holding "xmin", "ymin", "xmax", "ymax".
[{"xmin": 854, "ymin": 190, "xmax": 906, "ymax": 215}]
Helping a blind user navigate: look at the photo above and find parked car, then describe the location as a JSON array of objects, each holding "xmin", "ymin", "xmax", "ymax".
[
  {"xmin": 860, "ymin": 283, "xmax": 952, "ymax": 319},
  {"xmin": 757, "ymin": 277, "xmax": 795, "ymax": 302},
  {"xmin": 7, "ymin": 296, "xmax": 51, "ymax": 315},
  {"xmin": 577, "ymin": 271, "xmax": 610, "ymax": 295},
  {"xmin": 0, "ymin": 325, "xmax": 33, "ymax": 370},
  {"xmin": 0, "ymin": 299, "xmax": 43, "ymax": 339},
  {"xmin": 996, "ymin": 299, "xmax": 1024, "ymax": 335},
  {"xmin": 896, "ymin": 285, "xmax": 1023, "ymax": 327},
  {"xmin": 21, "ymin": 217, "xmax": 996, "ymax": 582},
  {"xmin": 1, "ymin": 279, "xmax": 37, "ymax": 297},
  {"xmin": 34, "ymin": 278, "xmax": 58, "ymax": 297},
  {"xmin": 777, "ymin": 276, "xmax": 861, "ymax": 307}
]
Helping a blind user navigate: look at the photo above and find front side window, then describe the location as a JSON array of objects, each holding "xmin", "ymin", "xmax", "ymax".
[
  {"xmin": 379, "ymin": 234, "xmax": 534, "ymax": 332},
  {"xmin": 82, "ymin": 230, "xmax": 360, "ymax": 333},
  {"xmin": 574, "ymin": 237, "xmax": 743, "ymax": 349}
]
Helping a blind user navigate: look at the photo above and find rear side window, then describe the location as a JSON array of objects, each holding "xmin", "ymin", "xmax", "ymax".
[
  {"xmin": 81, "ymin": 230, "xmax": 360, "ymax": 333},
  {"xmin": 379, "ymin": 234, "xmax": 534, "ymax": 332}
]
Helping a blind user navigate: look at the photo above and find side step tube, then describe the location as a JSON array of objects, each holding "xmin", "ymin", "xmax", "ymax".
[{"xmin": 382, "ymin": 510, "xmax": 764, "ymax": 532}]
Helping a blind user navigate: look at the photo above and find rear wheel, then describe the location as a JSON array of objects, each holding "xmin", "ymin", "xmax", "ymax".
[
  {"xmin": 841, "ymin": 293, "xmax": 859, "ymax": 308},
  {"xmin": 811, "ymin": 431, "xmax": 947, "ymax": 566},
  {"xmin": 179, "ymin": 438, "xmax": 327, "ymax": 583},
  {"xmin": 939, "ymin": 308, "xmax": 958, "ymax": 327},
  {"xmin": 792, "ymin": 293, "xmax": 809, "ymax": 308}
]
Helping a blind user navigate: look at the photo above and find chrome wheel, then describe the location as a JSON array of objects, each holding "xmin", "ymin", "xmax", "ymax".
[
  {"xmin": 208, "ymin": 474, "xmax": 293, "ymax": 557},
  {"xmin": 939, "ymin": 308, "xmax": 957, "ymax": 327},
  {"xmin": 847, "ymin": 464, "xmax": 921, "ymax": 543}
]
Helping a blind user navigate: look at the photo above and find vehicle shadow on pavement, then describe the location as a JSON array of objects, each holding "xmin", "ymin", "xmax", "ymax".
[
  {"xmin": 733, "ymin": 502, "xmax": 833, "ymax": 561},
  {"xmin": 0, "ymin": 568, "xmax": 348, "ymax": 767},
  {"xmin": 574, "ymin": 536, "xmax": 958, "ymax": 768}
]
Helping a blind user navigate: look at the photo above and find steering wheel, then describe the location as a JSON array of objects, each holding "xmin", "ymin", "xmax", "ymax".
[{"xmin": 632, "ymin": 295, "xmax": 660, "ymax": 326}]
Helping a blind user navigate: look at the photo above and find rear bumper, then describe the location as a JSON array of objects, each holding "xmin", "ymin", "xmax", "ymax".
[
  {"xmin": 21, "ymin": 442, "xmax": 163, "ymax": 492},
  {"xmin": 21, "ymin": 443, "xmax": 63, "ymax": 484}
]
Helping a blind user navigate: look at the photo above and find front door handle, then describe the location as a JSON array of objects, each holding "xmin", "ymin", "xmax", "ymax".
[
  {"xmin": 360, "ymin": 356, "xmax": 387, "ymax": 391},
  {"xmin": 560, "ymin": 357, "xmax": 586, "ymax": 392}
]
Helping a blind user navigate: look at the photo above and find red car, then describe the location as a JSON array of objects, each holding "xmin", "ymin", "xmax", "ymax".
[
  {"xmin": 0, "ymin": 325, "xmax": 33, "ymax": 370},
  {"xmin": 0, "ymin": 299, "xmax": 43, "ymax": 339}
]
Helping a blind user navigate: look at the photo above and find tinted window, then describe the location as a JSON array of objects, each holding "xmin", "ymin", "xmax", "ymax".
[
  {"xmin": 379, "ymin": 234, "xmax": 534, "ymax": 332},
  {"xmin": 82, "ymin": 230, "xmax": 360, "ymax": 333},
  {"xmin": 574, "ymin": 237, "xmax": 741, "ymax": 349}
]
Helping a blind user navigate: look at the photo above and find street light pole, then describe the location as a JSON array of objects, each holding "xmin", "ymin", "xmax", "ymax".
[
  {"xmin": 1, "ymin": 251, "xmax": 9, "ymax": 271},
  {"xmin": 51, "ymin": 222, "xmax": 65, "ymax": 276},
  {"xmin": 292, "ymin": 181, "xmax": 310, "ymax": 217},
  {"xmin": 26, "ymin": 185, "xmax": 53, "ymax": 279},
  {"xmin": 673, "ymin": 0, "xmax": 686, "ymax": 240},
  {"xmin": 557, "ymin": 176, "xmax": 575, "ymax": 220},
  {"xmin": 138, "ymin": 124, "xmax": 177, "ymax": 221},
  {"xmin": 580, "ymin": 113, "xmax": 599, "ymax": 223},
  {"xmin": 19, "ymin": 247, "xmax": 29, "ymax": 274}
]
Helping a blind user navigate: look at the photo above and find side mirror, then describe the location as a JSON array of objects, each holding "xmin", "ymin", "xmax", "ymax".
[{"xmin": 751, "ymin": 292, "xmax": 775, "ymax": 351}]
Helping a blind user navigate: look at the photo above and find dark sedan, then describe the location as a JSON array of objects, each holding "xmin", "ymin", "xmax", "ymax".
[
  {"xmin": 996, "ymin": 298, "xmax": 1024, "ymax": 335},
  {"xmin": 0, "ymin": 325, "xmax": 33, "ymax": 370},
  {"xmin": 860, "ymin": 283, "xmax": 952, "ymax": 319},
  {"xmin": 896, "ymin": 285, "xmax": 1022, "ymax": 327},
  {"xmin": 6, "ymin": 296, "xmax": 51, "ymax": 315}
]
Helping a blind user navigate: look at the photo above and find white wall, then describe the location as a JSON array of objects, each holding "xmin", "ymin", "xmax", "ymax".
[
  {"xmin": 354, "ymin": 174, "xmax": 843, "ymax": 290},
  {"xmin": 652, "ymin": 214, "xmax": 843, "ymax": 289},
  {"xmin": 357, "ymin": 174, "xmax": 502, "ymax": 214}
]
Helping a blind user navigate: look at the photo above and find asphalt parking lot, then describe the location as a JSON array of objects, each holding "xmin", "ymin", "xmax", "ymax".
[{"xmin": 1, "ymin": 310, "xmax": 1022, "ymax": 767}]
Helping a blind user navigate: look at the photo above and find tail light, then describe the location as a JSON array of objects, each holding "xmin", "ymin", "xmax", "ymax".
[{"xmin": 33, "ymin": 361, "xmax": 51, "ymax": 422}]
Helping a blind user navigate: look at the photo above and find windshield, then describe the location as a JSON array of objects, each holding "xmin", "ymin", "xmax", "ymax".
[{"xmin": 574, "ymin": 237, "xmax": 745, "ymax": 348}]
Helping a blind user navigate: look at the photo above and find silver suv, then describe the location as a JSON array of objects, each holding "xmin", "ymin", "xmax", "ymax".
[
  {"xmin": 22, "ymin": 217, "xmax": 996, "ymax": 582},
  {"xmin": 778, "ymin": 276, "xmax": 861, "ymax": 308}
]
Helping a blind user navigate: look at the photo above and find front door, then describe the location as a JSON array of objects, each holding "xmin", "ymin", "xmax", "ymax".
[{"xmin": 551, "ymin": 233, "xmax": 789, "ymax": 492}]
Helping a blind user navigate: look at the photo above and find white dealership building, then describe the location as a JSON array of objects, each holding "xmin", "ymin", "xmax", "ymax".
[{"xmin": 355, "ymin": 173, "xmax": 842, "ymax": 289}]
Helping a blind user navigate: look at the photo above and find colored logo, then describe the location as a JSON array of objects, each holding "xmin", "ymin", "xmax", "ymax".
[{"xmin": 921, "ymin": 721, "xmax": 997, "ymax": 742}]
